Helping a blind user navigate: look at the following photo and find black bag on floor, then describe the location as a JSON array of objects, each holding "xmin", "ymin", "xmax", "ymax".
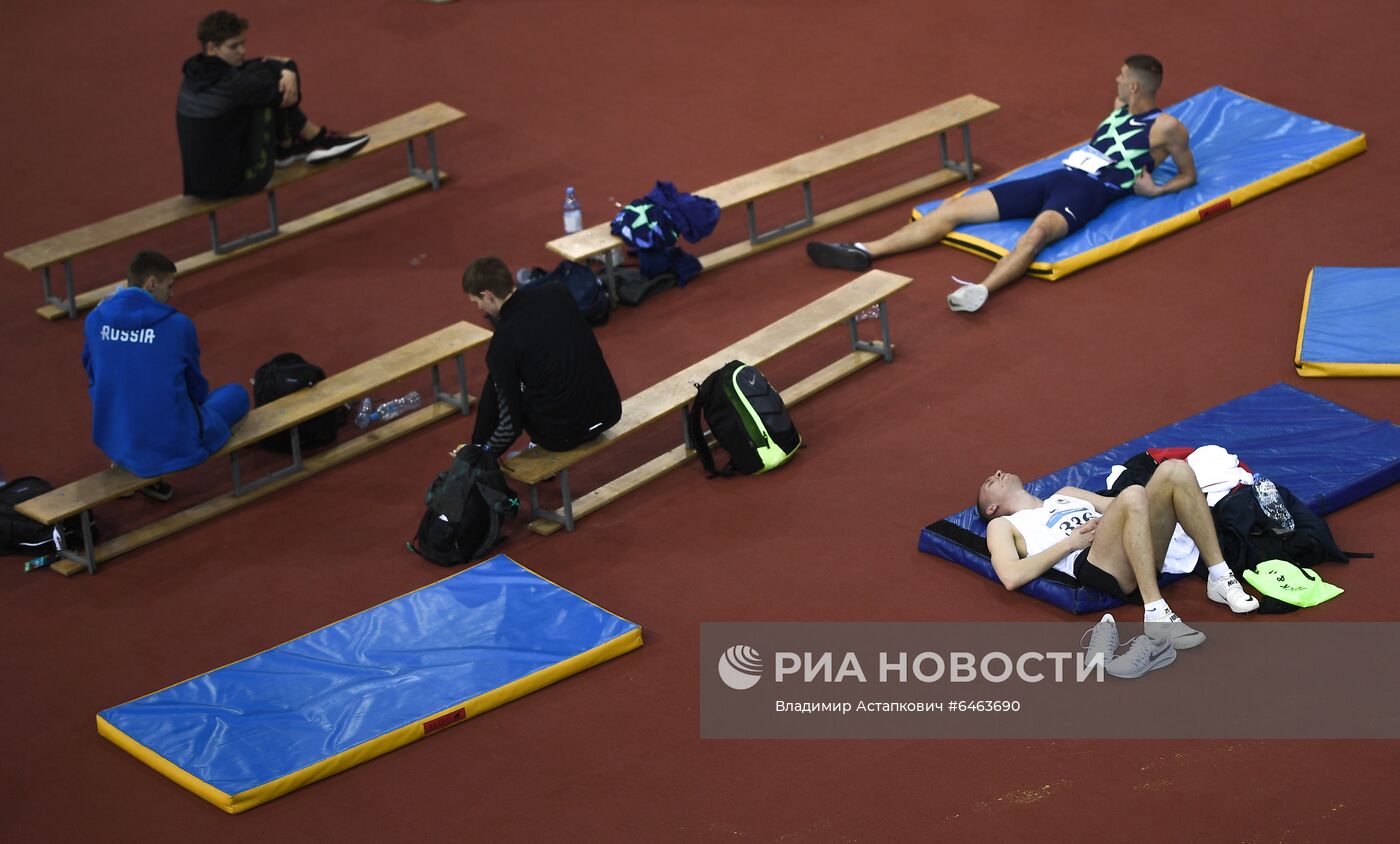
[
  {"xmin": 686, "ymin": 361, "xmax": 802, "ymax": 477},
  {"xmin": 408, "ymin": 445, "xmax": 520, "ymax": 566},
  {"xmin": 0, "ymin": 476, "xmax": 85, "ymax": 557},
  {"xmin": 252, "ymin": 353, "xmax": 348, "ymax": 453}
]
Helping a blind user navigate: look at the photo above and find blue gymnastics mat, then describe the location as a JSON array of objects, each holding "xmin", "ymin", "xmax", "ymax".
[
  {"xmin": 97, "ymin": 555, "xmax": 642, "ymax": 813},
  {"xmin": 1296, "ymin": 267, "xmax": 1400, "ymax": 377},
  {"xmin": 918, "ymin": 384, "xmax": 1400, "ymax": 614},
  {"xmin": 911, "ymin": 87, "xmax": 1366, "ymax": 280}
]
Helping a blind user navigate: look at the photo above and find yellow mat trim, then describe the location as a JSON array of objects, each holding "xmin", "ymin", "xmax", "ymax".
[
  {"xmin": 96, "ymin": 556, "xmax": 643, "ymax": 814},
  {"xmin": 1294, "ymin": 265, "xmax": 1400, "ymax": 377}
]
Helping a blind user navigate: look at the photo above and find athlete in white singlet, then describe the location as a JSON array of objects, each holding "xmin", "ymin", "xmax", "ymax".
[{"xmin": 1001, "ymin": 494, "xmax": 1103, "ymax": 576}]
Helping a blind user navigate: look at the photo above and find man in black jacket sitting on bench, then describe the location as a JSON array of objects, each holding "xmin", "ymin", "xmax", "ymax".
[
  {"xmin": 177, "ymin": 10, "xmax": 369, "ymax": 199},
  {"xmin": 463, "ymin": 257, "xmax": 622, "ymax": 457}
]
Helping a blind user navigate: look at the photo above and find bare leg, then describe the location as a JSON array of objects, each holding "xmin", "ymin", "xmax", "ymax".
[
  {"xmin": 862, "ymin": 190, "xmax": 1001, "ymax": 257},
  {"xmin": 978, "ymin": 210, "xmax": 1069, "ymax": 295},
  {"xmin": 1083, "ymin": 486, "xmax": 1164, "ymax": 603},
  {"xmin": 1144, "ymin": 459, "xmax": 1226, "ymax": 564}
]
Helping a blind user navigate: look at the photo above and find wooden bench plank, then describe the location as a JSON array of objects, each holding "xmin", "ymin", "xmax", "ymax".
[
  {"xmin": 46, "ymin": 398, "xmax": 464, "ymax": 576},
  {"xmin": 544, "ymin": 95, "xmax": 998, "ymax": 264},
  {"xmin": 525, "ymin": 348, "xmax": 887, "ymax": 535},
  {"xmin": 17, "ymin": 321, "xmax": 489, "ymax": 525},
  {"xmin": 6, "ymin": 103, "xmax": 466, "ymax": 271},
  {"xmin": 35, "ymin": 172, "xmax": 445, "ymax": 320},
  {"xmin": 503, "ymin": 269, "xmax": 911, "ymax": 487}
]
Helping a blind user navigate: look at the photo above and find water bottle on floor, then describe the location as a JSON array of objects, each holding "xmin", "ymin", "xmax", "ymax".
[
  {"xmin": 1252, "ymin": 473, "xmax": 1295, "ymax": 533},
  {"xmin": 354, "ymin": 391, "xmax": 423, "ymax": 429},
  {"xmin": 563, "ymin": 187, "xmax": 583, "ymax": 234}
]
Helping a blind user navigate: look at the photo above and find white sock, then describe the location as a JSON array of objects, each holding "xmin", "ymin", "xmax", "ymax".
[
  {"xmin": 1143, "ymin": 599, "xmax": 1172, "ymax": 621},
  {"xmin": 853, "ymin": 242, "xmax": 871, "ymax": 254},
  {"xmin": 1207, "ymin": 562, "xmax": 1232, "ymax": 581}
]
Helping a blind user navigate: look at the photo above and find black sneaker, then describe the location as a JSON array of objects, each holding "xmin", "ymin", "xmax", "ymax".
[
  {"xmin": 275, "ymin": 137, "xmax": 313, "ymax": 168},
  {"xmin": 806, "ymin": 241, "xmax": 872, "ymax": 271},
  {"xmin": 305, "ymin": 129, "xmax": 370, "ymax": 164},
  {"xmin": 138, "ymin": 481, "xmax": 174, "ymax": 502}
]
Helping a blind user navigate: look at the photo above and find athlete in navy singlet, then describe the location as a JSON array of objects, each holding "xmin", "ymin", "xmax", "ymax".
[{"xmin": 805, "ymin": 55, "xmax": 1196, "ymax": 313}]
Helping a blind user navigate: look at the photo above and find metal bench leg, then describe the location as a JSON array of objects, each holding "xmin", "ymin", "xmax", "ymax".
[
  {"xmin": 406, "ymin": 133, "xmax": 443, "ymax": 190},
  {"xmin": 745, "ymin": 181, "xmax": 817, "ymax": 246},
  {"xmin": 848, "ymin": 301, "xmax": 894, "ymax": 363},
  {"xmin": 54, "ymin": 509, "xmax": 99, "ymax": 575},
  {"xmin": 527, "ymin": 469, "xmax": 576, "ymax": 532},
  {"xmin": 230, "ymin": 433, "xmax": 304, "ymax": 497},
  {"xmin": 601, "ymin": 248, "xmax": 619, "ymax": 308},
  {"xmin": 939, "ymin": 127, "xmax": 976, "ymax": 182},
  {"xmin": 429, "ymin": 355, "xmax": 472, "ymax": 414},
  {"xmin": 208, "ymin": 192, "xmax": 281, "ymax": 255},
  {"xmin": 41, "ymin": 263, "xmax": 79, "ymax": 318}
]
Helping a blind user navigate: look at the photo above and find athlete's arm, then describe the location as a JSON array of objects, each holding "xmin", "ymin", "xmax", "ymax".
[
  {"xmin": 1058, "ymin": 486, "xmax": 1116, "ymax": 513},
  {"xmin": 1135, "ymin": 116, "xmax": 1196, "ymax": 197},
  {"xmin": 987, "ymin": 517, "xmax": 1093, "ymax": 591}
]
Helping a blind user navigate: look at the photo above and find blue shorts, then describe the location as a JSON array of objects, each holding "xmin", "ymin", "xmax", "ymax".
[{"xmin": 987, "ymin": 169, "xmax": 1124, "ymax": 235}]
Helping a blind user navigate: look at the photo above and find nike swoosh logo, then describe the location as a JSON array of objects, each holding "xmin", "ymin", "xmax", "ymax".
[
  {"xmin": 1129, "ymin": 118, "xmax": 1147, "ymax": 127},
  {"xmin": 1063, "ymin": 207, "xmax": 1078, "ymax": 220}
]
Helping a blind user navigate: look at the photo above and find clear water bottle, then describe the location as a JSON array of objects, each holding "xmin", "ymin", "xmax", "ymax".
[
  {"xmin": 1252, "ymin": 473, "xmax": 1295, "ymax": 533},
  {"xmin": 354, "ymin": 390, "xmax": 423, "ymax": 429},
  {"xmin": 562, "ymin": 186, "xmax": 583, "ymax": 234}
]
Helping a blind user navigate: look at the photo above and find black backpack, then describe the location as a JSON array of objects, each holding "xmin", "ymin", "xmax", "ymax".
[
  {"xmin": 1, "ymin": 476, "xmax": 85, "ymax": 558},
  {"xmin": 520, "ymin": 261, "xmax": 610, "ymax": 325},
  {"xmin": 686, "ymin": 361, "xmax": 801, "ymax": 477},
  {"xmin": 252, "ymin": 353, "xmax": 348, "ymax": 453},
  {"xmin": 408, "ymin": 445, "xmax": 520, "ymax": 566}
]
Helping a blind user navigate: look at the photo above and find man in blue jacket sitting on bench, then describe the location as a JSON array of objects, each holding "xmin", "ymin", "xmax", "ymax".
[{"xmin": 82, "ymin": 251, "xmax": 250, "ymax": 499}]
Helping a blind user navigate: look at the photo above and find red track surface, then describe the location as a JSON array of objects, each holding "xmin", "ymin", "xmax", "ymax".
[{"xmin": 3, "ymin": 1, "xmax": 1397, "ymax": 840}]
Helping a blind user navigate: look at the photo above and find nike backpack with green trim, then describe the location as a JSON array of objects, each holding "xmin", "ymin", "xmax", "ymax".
[{"xmin": 687, "ymin": 361, "xmax": 801, "ymax": 477}]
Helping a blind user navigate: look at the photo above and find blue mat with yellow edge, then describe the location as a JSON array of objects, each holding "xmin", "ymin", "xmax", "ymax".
[
  {"xmin": 97, "ymin": 555, "xmax": 642, "ymax": 814},
  {"xmin": 911, "ymin": 87, "xmax": 1366, "ymax": 280},
  {"xmin": 1296, "ymin": 267, "xmax": 1400, "ymax": 377},
  {"xmin": 918, "ymin": 384, "xmax": 1400, "ymax": 614}
]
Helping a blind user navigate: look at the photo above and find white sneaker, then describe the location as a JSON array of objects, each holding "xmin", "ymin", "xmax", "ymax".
[
  {"xmin": 1144, "ymin": 612, "xmax": 1206, "ymax": 650},
  {"xmin": 947, "ymin": 277, "xmax": 988, "ymax": 312},
  {"xmin": 1208, "ymin": 572, "xmax": 1259, "ymax": 613},
  {"xmin": 1079, "ymin": 613, "xmax": 1118, "ymax": 669},
  {"xmin": 1107, "ymin": 635, "xmax": 1176, "ymax": 678}
]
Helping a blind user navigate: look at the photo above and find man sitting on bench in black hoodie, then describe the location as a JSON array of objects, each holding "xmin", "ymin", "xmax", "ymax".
[
  {"xmin": 176, "ymin": 10, "xmax": 369, "ymax": 199},
  {"xmin": 463, "ymin": 257, "xmax": 623, "ymax": 457}
]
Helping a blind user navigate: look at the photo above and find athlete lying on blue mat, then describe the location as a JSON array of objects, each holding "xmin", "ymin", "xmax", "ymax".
[
  {"xmin": 807, "ymin": 54, "xmax": 1196, "ymax": 313},
  {"xmin": 976, "ymin": 461, "xmax": 1255, "ymax": 677}
]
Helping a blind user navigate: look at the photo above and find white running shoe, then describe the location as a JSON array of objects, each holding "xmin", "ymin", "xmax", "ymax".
[
  {"xmin": 1107, "ymin": 634, "xmax": 1176, "ymax": 678},
  {"xmin": 1080, "ymin": 613, "xmax": 1119, "ymax": 669},
  {"xmin": 947, "ymin": 277, "xmax": 988, "ymax": 312},
  {"xmin": 1207, "ymin": 572, "xmax": 1260, "ymax": 613},
  {"xmin": 1144, "ymin": 613, "xmax": 1206, "ymax": 650}
]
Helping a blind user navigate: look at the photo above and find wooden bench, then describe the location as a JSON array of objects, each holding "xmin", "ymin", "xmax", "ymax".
[
  {"xmin": 501, "ymin": 269, "xmax": 913, "ymax": 535},
  {"xmin": 5, "ymin": 102, "xmax": 466, "ymax": 321},
  {"xmin": 545, "ymin": 95, "xmax": 997, "ymax": 304},
  {"xmin": 16, "ymin": 321, "xmax": 491, "ymax": 576}
]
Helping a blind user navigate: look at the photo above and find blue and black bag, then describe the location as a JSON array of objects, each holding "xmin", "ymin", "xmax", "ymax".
[
  {"xmin": 686, "ymin": 361, "xmax": 802, "ymax": 477},
  {"xmin": 520, "ymin": 261, "xmax": 609, "ymax": 325}
]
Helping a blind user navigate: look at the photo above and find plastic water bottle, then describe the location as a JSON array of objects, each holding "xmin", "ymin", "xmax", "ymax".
[
  {"xmin": 562, "ymin": 187, "xmax": 583, "ymax": 234},
  {"xmin": 1252, "ymin": 473, "xmax": 1295, "ymax": 533},
  {"xmin": 354, "ymin": 391, "xmax": 423, "ymax": 429}
]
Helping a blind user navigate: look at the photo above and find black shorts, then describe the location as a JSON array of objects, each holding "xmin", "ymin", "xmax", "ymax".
[
  {"xmin": 987, "ymin": 169, "xmax": 1123, "ymax": 235},
  {"xmin": 1072, "ymin": 551, "xmax": 1144, "ymax": 605}
]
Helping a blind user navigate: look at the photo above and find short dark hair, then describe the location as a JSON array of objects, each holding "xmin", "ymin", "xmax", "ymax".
[
  {"xmin": 128, "ymin": 251, "xmax": 177, "ymax": 286},
  {"xmin": 462, "ymin": 257, "xmax": 515, "ymax": 298},
  {"xmin": 1124, "ymin": 54, "xmax": 1163, "ymax": 94},
  {"xmin": 197, "ymin": 11, "xmax": 248, "ymax": 46},
  {"xmin": 974, "ymin": 487, "xmax": 990, "ymax": 520}
]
